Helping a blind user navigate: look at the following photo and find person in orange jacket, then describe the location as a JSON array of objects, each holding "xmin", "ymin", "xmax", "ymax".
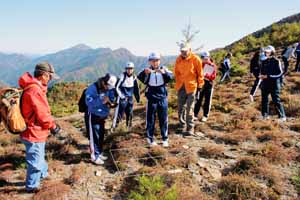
[
  {"xmin": 174, "ymin": 43, "xmax": 204, "ymax": 135},
  {"xmin": 194, "ymin": 51, "xmax": 217, "ymax": 122},
  {"xmin": 19, "ymin": 62, "xmax": 61, "ymax": 192}
]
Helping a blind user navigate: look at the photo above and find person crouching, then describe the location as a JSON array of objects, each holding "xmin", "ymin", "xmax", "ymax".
[{"xmin": 85, "ymin": 74, "xmax": 117, "ymax": 165}]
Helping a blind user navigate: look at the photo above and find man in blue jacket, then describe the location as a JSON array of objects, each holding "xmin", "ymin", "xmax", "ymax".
[
  {"xmin": 137, "ymin": 52, "xmax": 173, "ymax": 147},
  {"xmin": 85, "ymin": 74, "xmax": 117, "ymax": 165},
  {"xmin": 259, "ymin": 45, "xmax": 286, "ymax": 122}
]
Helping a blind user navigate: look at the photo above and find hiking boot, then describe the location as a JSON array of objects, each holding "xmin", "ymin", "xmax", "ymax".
[
  {"xmin": 99, "ymin": 153, "xmax": 108, "ymax": 161},
  {"xmin": 249, "ymin": 95, "xmax": 254, "ymax": 102},
  {"xmin": 201, "ymin": 117, "xmax": 208, "ymax": 122},
  {"xmin": 92, "ymin": 157, "xmax": 104, "ymax": 165},
  {"xmin": 162, "ymin": 140, "xmax": 169, "ymax": 148}
]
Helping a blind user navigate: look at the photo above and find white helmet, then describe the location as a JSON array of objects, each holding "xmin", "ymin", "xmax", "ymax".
[
  {"xmin": 107, "ymin": 75, "xmax": 117, "ymax": 89},
  {"xmin": 293, "ymin": 43, "xmax": 299, "ymax": 48},
  {"xmin": 264, "ymin": 45, "xmax": 275, "ymax": 53},
  {"xmin": 125, "ymin": 62, "xmax": 134, "ymax": 69},
  {"xmin": 201, "ymin": 51, "xmax": 210, "ymax": 58},
  {"xmin": 148, "ymin": 52, "xmax": 161, "ymax": 60}
]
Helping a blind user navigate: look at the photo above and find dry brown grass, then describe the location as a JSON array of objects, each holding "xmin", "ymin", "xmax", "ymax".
[
  {"xmin": 223, "ymin": 156, "xmax": 284, "ymax": 193},
  {"xmin": 217, "ymin": 174, "xmax": 278, "ymax": 200},
  {"xmin": 216, "ymin": 129, "xmax": 255, "ymax": 145},
  {"xmin": 261, "ymin": 143, "xmax": 288, "ymax": 164},
  {"xmin": 198, "ymin": 144, "xmax": 225, "ymax": 159},
  {"xmin": 64, "ymin": 163, "xmax": 85, "ymax": 186},
  {"xmin": 33, "ymin": 181, "xmax": 71, "ymax": 200},
  {"xmin": 256, "ymin": 130, "xmax": 289, "ymax": 143}
]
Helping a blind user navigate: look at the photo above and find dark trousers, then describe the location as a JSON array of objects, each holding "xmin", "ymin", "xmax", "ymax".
[
  {"xmin": 89, "ymin": 114, "xmax": 106, "ymax": 161},
  {"xmin": 295, "ymin": 53, "xmax": 300, "ymax": 72},
  {"xmin": 250, "ymin": 76, "xmax": 260, "ymax": 96},
  {"xmin": 282, "ymin": 57, "xmax": 289, "ymax": 73},
  {"xmin": 194, "ymin": 80, "xmax": 213, "ymax": 118},
  {"xmin": 117, "ymin": 97, "xmax": 133, "ymax": 127},
  {"xmin": 84, "ymin": 111, "xmax": 90, "ymax": 139},
  {"xmin": 146, "ymin": 98, "xmax": 168, "ymax": 142},
  {"xmin": 261, "ymin": 80, "xmax": 286, "ymax": 118}
]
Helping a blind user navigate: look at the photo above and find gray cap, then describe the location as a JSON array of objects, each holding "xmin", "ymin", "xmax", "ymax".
[{"xmin": 35, "ymin": 62, "xmax": 60, "ymax": 79}]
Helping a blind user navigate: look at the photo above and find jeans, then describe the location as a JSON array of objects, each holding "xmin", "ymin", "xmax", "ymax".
[{"xmin": 22, "ymin": 139, "xmax": 48, "ymax": 190}]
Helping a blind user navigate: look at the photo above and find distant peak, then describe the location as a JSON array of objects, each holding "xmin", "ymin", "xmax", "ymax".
[{"xmin": 71, "ymin": 44, "xmax": 92, "ymax": 50}]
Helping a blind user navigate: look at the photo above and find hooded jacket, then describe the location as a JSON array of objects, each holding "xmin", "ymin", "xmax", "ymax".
[
  {"xmin": 19, "ymin": 72, "xmax": 55, "ymax": 142},
  {"xmin": 174, "ymin": 53, "xmax": 204, "ymax": 94}
]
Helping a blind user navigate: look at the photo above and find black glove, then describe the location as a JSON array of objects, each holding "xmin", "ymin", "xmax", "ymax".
[{"xmin": 50, "ymin": 124, "xmax": 61, "ymax": 136}]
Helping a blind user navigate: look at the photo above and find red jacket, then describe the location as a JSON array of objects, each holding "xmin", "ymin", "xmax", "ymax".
[
  {"xmin": 19, "ymin": 72, "xmax": 55, "ymax": 142},
  {"xmin": 202, "ymin": 59, "xmax": 217, "ymax": 82}
]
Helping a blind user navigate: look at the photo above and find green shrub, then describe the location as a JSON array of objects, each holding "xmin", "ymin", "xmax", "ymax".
[{"xmin": 128, "ymin": 175, "xmax": 177, "ymax": 200}]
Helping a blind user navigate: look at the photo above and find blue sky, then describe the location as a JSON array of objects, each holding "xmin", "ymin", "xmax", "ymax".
[{"xmin": 0, "ymin": 0, "xmax": 299, "ymax": 56}]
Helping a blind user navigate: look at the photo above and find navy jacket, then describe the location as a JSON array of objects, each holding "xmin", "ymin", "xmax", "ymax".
[
  {"xmin": 137, "ymin": 66, "xmax": 173, "ymax": 101},
  {"xmin": 260, "ymin": 57, "xmax": 283, "ymax": 88}
]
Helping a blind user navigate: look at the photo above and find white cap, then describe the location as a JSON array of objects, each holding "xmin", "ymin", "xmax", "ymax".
[
  {"xmin": 201, "ymin": 51, "xmax": 210, "ymax": 58},
  {"xmin": 264, "ymin": 45, "xmax": 275, "ymax": 53},
  {"xmin": 179, "ymin": 42, "xmax": 191, "ymax": 51},
  {"xmin": 125, "ymin": 62, "xmax": 134, "ymax": 69},
  {"xmin": 107, "ymin": 75, "xmax": 117, "ymax": 89},
  {"xmin": 293, "ymin": 43, "xmax": 299, "ymax": 48},
  {"xmin": 148, "ymin": 52, "xmax": 161, "ymax": 60}
]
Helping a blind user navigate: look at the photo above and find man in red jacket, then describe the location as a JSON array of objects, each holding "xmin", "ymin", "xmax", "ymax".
[
  {"xmin": 194, "ymin": 51, "xmax": 217, "ymax": 122},
  {"xmin": 19, "ymin": 62, "xmax": 61, "ymax": 192}
]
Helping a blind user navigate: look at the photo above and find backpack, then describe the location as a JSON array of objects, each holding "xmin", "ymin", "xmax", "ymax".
[
  {"xmin": 78, "ymin": 88, "xmax": 88, "ymax": 113},
  {"xmin": 78, "ymin": 82, "xmax": 101, "ymax": 113},
  {"xmin": 0, "ymin": 85, "xmax": 35, "ymax": 134}
]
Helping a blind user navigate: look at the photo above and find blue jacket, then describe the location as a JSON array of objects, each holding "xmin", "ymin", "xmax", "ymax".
[
  {"xmin": 85, "ymin": 82, "xmax": 115, "ymax": 118},
  {"xmin": 137, "ymin": 66, "xmax": 173, "ymax": 101}
]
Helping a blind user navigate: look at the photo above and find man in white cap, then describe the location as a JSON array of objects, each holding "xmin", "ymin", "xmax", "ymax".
[
  {"xmin": 174, "ymin": 43, "xmax": 204, "ymax": 135},
  {"xmin": 137, "ymin": 52, "xmax": 173, "ymax": 147},
  {"xmin": 85, "ymin": 73, "xmax": 117, "ymax": 165},
  {"xmin": 259, "ymin": 45, "xmax": 286, "ymax": 122},
  {"xmin": 112, "ymin": 62, "xmax": 140, "ymax": 130}
]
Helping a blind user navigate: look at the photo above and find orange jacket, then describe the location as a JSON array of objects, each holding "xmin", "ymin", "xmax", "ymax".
[
  {"xmin": 174, "ymin": 53, "xmax": 204, "ymax": 94},
  {"xmin": 19, "ymin": 72, "xmax": 55, "ymax": 142}
]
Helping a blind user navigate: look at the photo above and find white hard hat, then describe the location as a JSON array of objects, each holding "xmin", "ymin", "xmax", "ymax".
[
  {"xmin": 179, "ymin": 42, "xmax": 191, "ymax": 51},
  {"xmin": 107, "ymin": 75, "xmax": 117, "ymax": 89},
  {"xmin": 201, "ymin": 51, "xmax": 210, "ymax": 58},
  {"xmin": 125, "ymin": 62, "xmax": 134, "ymax": 69},
  {"xmin": 264, "ymin": 45, "xmax": 275, "ymax": 53},
  {"xmin": 148, "ymin": 52, "xmax": 161, "ymax": 60}
]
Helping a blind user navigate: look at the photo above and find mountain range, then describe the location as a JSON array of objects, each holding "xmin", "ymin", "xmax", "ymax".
[{"xmin": 0, "ymin": 44, "xmax": 176, "ymax": 86}]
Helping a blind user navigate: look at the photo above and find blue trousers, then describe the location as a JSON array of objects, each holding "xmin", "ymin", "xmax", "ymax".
[
  {"xmin": 117, "ymin": 97, "xmax": 133, "ymax": 127},
  {"xmin": 146, "ymin": 98, "xmax": 168, "ymax": 142},
  {"xmin": 88, "ymin": 114, "xmax": 105, "ymax": 161},
  {"xmin": 22, "ymin": 139, "xmax": 48, "ymax": 190}
]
